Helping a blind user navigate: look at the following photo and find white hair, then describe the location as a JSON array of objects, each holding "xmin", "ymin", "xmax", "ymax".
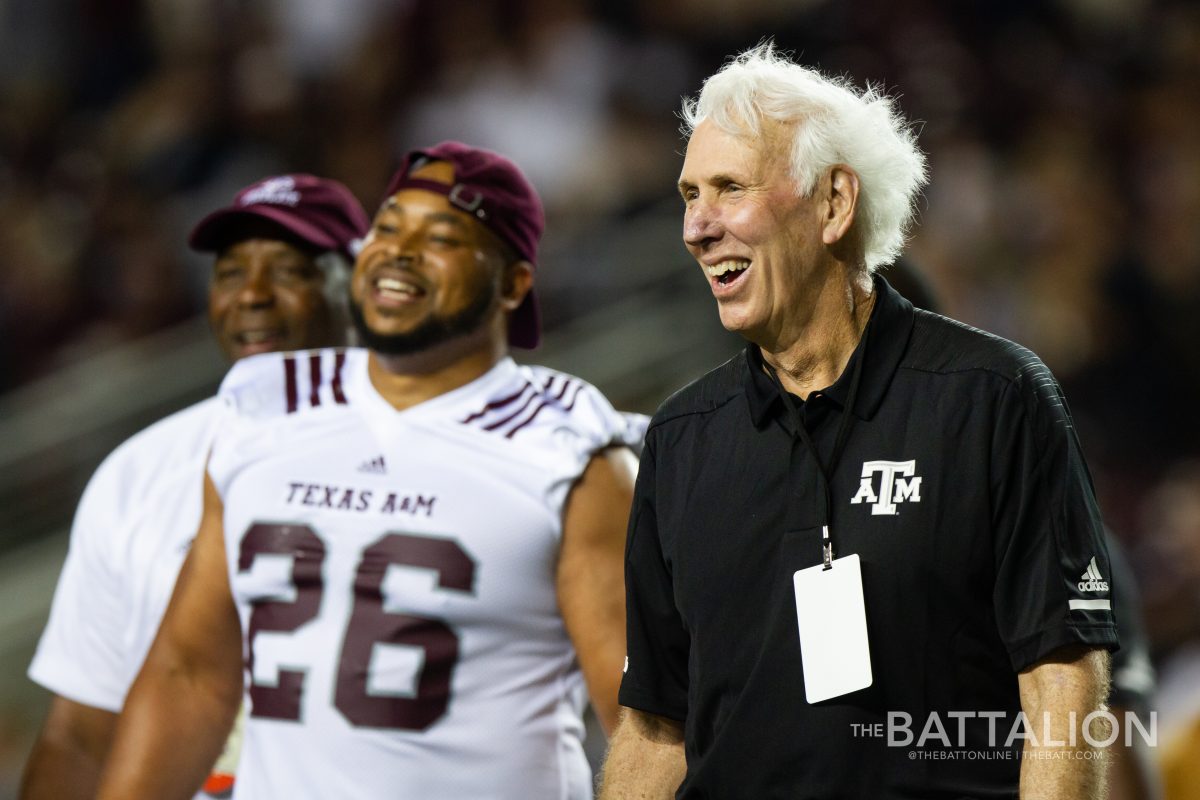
[{"xmin": 681, "ymin": 42, "xmax": 928, "ymax": 271}]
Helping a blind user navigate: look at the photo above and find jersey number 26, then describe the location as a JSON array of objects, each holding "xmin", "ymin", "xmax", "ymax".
[{"xmin": 238, "ymin": 523, "xmax": 476, "ymax": 731}]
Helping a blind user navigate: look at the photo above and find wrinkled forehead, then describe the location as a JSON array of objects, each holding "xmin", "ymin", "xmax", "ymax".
[
  {"xmin": 681, "ymin": 121, "xmax": 763, "ymax": 176},
  {"xmin": 680, "ymin": 118, "xmax": 795, "ymax": 185}
]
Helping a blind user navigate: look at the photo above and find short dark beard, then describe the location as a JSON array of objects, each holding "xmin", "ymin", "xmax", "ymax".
[{"xmin": 349, "ymin": 278, "xmax": 497, "ymax": 356}]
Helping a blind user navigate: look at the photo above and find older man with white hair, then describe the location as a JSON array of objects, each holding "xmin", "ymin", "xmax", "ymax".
[{"xmin": 600, "ymin": 44, "xmax": 1117, "ymax": 799}]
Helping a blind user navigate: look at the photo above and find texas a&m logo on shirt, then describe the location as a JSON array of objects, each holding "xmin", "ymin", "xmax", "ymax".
[{"xmin": 850, "ymin": 459, "xmax": 922, "ymax": 515}]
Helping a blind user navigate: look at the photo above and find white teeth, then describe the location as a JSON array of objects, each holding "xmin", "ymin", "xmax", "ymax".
[
  {"xmin": 705, "ymin": 260, "xmax": 750, "ymax": 277},
  {"xmin": 377, "ymin": 277, "xmax": 420, "ymax": 295}
]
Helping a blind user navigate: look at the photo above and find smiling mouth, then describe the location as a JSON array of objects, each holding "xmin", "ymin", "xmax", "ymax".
[
  {"xmin": 373, "ymin": 275, "xmax": 426, "ymax": 303},
  {"xmin": 706, "ymin": 259, "xmax": 750, "ymax": 287},
  {"xmin": 232, "ymin": 329, "xmax": 285, "ymax": 355}
]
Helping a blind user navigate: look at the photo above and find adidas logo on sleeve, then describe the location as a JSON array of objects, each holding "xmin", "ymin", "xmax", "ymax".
[
  {"xmin": 1069, "ymin": 557, "xmax": 1112, "ymax": 612},
  {"xmin": 1077, "ymin": 556, "xmax": 1109, "ymax": 592}
]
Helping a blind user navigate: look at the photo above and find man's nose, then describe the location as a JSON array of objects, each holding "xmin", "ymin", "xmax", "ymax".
[
  {"xmin": 683, "ymin": 201, "xmax": 721, "ymax": 250},
  {"xmin": 376, "ymin": 229, "xmax": 421, "ymax": 265},
  {"xmin": 237, "ymin": 266, "xmax": 275, "ymax": 307}
]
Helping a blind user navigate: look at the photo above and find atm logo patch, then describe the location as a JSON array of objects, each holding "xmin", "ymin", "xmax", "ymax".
[{"xmin": 850, "ymin": 460, "xmax": 922, "ymax": 515}]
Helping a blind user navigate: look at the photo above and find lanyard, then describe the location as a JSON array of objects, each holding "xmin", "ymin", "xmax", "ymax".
[{"xmin": 765, "ymin": 324, "xmax": 869, "ymax": 570}]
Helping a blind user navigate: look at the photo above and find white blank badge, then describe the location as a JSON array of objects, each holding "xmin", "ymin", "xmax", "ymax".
[{"xmin": 792, "ymin": 553, "xmax": 873, "ymax": 703}]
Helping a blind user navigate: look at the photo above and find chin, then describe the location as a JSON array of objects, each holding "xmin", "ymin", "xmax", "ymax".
[{"xmin": 717, "ymin": 309, "xmax": 755, "ymax": 336}]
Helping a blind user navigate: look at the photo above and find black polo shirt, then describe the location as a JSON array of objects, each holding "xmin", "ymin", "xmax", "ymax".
[{"xmin": 619, "ymin": 277, "xmax": 1119, "ymax": 799}]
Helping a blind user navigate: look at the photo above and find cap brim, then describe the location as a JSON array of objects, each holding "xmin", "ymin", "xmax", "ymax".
[
  {"xmin": 188, "ymin": 206, "xmax": 341, "ymax": 255},
  {"xmin": 508, "ymin": 288, "xmax": 541, "ymax": 349}
]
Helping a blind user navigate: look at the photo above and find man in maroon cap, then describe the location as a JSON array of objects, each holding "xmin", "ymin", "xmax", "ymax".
[
  {"xmin": 95, "ymin": 143, "xmax": 640, "ymax": 799},
  {"xmin": 21, "ymin": 174, "xmax": 369, "ymax": 800},
  {"xmin": 189, "ymin": 174, "xmax": 368, "ymax": 361}
]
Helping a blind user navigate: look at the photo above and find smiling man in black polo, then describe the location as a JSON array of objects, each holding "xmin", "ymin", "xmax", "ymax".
[{"xmin": 600, "ymin": 44, "xmax": 1118, "ymax": 800}]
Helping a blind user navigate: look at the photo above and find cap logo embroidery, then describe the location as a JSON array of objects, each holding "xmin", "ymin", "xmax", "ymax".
[
  {"xmin": 850, "ymin": 459, "xmax": 922, "ymax": 515},
  {"xmin": 241, "ymin": 177, "xmax": 301, "ymax": 208}
]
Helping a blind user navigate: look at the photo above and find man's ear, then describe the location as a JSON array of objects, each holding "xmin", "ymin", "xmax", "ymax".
[
  {"xmin": 821, "ymin": 164, "xmax": 860, "ymax": 247},
  {"xmin": 500, "ymin": 261, "xmax": 535, "ymax": 312}
]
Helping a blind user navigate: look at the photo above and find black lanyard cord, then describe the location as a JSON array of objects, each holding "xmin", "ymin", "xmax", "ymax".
[{"xmin": 765, "ymin": 322, "xmax": 870, "ymax": 569}]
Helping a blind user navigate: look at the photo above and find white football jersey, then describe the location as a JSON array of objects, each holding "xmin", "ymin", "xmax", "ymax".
[
  {"xmin": 208, "ymin": 348, "xmax": 641, "ymax": 800},
  {"xmin": 29, "ymin": 397, "xmax": 239, "ymax": 799}
]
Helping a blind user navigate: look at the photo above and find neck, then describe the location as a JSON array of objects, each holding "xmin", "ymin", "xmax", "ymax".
[
  {"xmin": 759, "ymin": 271, "xmax": 875, "ymax": 400},
  {"xmin": 367, "ymin": 329, "xmax": 508, "ymax": 411}
]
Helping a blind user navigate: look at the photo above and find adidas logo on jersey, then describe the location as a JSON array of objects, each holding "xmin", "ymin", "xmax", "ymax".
[
  {"xmin": 357, "ymin": 455, "xmax": 387, "ymax": 475},
  {"xmin": 1077, "ymin": 557, "xmax": 1109, "ymax": 592}
]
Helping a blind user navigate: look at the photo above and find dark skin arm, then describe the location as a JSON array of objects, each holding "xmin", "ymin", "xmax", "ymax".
[
  {"xmin": 95, "ymin": 473, "xmax": 243, "ymax": 800},
  {"xmin": 558, "ymin": 447, "xmax": 638, "ymax": 735},
  {"xmin": 19, "ymin": 697, "xmax": 117, "ymax": 800}
]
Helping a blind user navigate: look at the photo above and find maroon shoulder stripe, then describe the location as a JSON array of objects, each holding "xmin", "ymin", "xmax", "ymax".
[
  {"xmin": 461, "ymin": 381, "xmax": 534, "ymax": 423},
  {"xmin": 332, "ymin": 351, "xmax": 347, "ymax": 404},
  {"xmin": 505, "ymin": 379, "xmax": 578, "ymax": 438},
  {"xmin": 561, "ymin": 382, "xmax": 585, "ymax": 411},
  {"xmin": 284, "ymin": 356, "xmax": 299, "ymax": 413},
  {"xmin": 483, "ymin": 390, "xmax": 538, "ymax": 432},
  {"xmin": 504, "ymin": 399, "xmax": 551, "ymax": 439},
  {"xmin": 308, "ymin": 353, "xmax": 323, "ymax": 408}
]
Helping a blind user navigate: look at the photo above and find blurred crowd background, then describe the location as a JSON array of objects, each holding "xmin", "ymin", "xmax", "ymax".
[{"xmin": 2, "ymin": 0, "xmax": 1199, "ymax": 795}]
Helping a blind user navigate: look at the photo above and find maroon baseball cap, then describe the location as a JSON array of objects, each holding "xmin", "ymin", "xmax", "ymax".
[
  {"xmin": 384, "ymin": 141, "xmax": 545, "ymax": 349},
  {"xmin": 189, "ymin": 174, "xmax": 369, "ymax": 261}
]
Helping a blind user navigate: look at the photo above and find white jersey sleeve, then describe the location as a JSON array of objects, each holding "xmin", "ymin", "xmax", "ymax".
[
  {"xmin": 28, "ymin": 451, "xmax": 131, "ymax": 711},
  {"xmin": 29, "ymin": 398, "xmax": 221, "ymax": 711},
  {"xmin": 458, "ymin": 363, "xmax": 647, "ymax": 515}
]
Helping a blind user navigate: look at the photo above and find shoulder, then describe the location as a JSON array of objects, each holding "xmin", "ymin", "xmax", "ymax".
[
  {"xmin": 70, "ymin": 396, "xmax": 219, "ymax": 552},
  {"xmin": 220, "ymin": 347, "xmax": 362, "ymax": 419},
  {"xmin": 648, "ymin": 349, "xmax": 747, "ymax": 433},
  {"xmin": 88, "ymin": 397, "xmax": 221, "ymax": 499},
  {"xmin": 906, "ymin": 310, "xmax": 1056, "ymax": 390},
  {"xmin": 455, "ymin": 362, "xmax": 642, "ymax": 452},
  {"xmin": 905, "ymin": 310, "xmax": 1071, "ymax": 433}
]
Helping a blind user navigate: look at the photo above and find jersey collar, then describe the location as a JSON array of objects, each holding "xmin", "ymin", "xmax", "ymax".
[
  {"xmin": 348, "ymin": 350, "xmax": 521, "ymax": 423},
  {"xmin": 744, "ymin": 273, "xmax": 915, "ymax": 428}
]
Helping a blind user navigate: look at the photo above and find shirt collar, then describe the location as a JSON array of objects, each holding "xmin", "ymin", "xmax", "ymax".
[{"xmin": 743, "ymin": 274, "xmax": 915, "ymax": 428}]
